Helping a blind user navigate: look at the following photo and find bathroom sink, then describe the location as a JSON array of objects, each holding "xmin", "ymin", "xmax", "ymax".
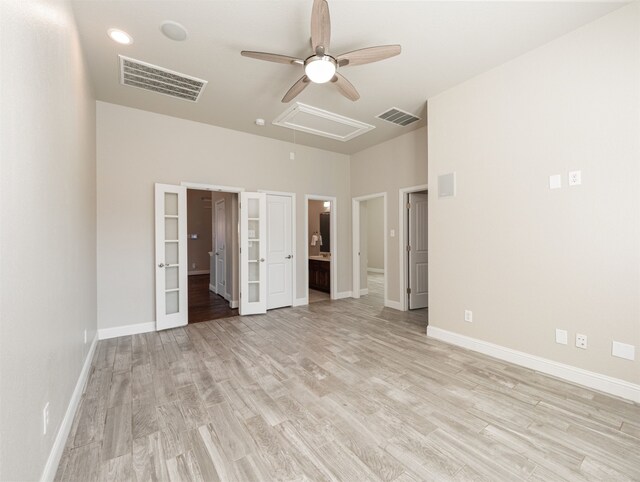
[{"xmin": 309, "ymin": 255, "xmax": 331, "ymax": 261}]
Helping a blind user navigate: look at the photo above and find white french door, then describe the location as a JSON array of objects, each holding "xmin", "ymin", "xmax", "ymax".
[
  {"xmin": 266, "ymin": 194, "xmax": 293, "ymax": 310},
  {"xmin": 239, "ymin": 192, "xmax": 267, "ymax": 315},
  {"xmin": 155, "ymin": 183, "xmax": 188, "ymax": 330},
  {"xmin": 408, "ymin": 191, "xmax": 428, "ymax": 309}
]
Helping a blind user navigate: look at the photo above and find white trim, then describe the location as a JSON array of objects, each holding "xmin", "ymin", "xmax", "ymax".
[
  {"xmin": 293, "ymin": 297, "xmax": 308, "ymax": 307},
  {"xmin": 359, "ymin": 289, "xmax": 369, "ymax": 296},
  {"xmin": 98, "ymin": 321, "xmax": 156, "ymax": 340},
  {"xmin": 427, "ymin": 326, "xmax": 640, "ymax": 403},
  {"xmin": 260, "ymin": 190, "xmax": 297, "ymax": 310},
  {"xmin": 352, "ymin": 192, "xmax": 387, "ymax": 305},
  {"xmin": 305, "ymin": 194, "xmax": 338, "ymax": 301},
  {"xmin": 384, "ymin": 300, "xmax": 403, "ymax": 311},
  {"xmin": 229, "ymin": 300, "xmax": 239, "ymax": 309},
  {"xmin": 367, "ymin": 268, "xmax": 384, "ymax": 274},
  {"xmin": 180, "ymin": 181, "xmax": 245, "ymax": 193},
  {"xmin": 209, "ymin": 283, "xmax": 215, "ymax": 292},
  {"xmin": 40, "ymin": 334, "xmax": 98, "ymax": 482},
  {"xmin": 188, "ymin": 270, "xmax": 209, "ymax": 276},
  {"xmin": 399, "ymin": 184, "xmax": 429, "ymax": 311},
  {"xmin": 335, "ymin": 291, "xmax": 352, "ymax": 300}
]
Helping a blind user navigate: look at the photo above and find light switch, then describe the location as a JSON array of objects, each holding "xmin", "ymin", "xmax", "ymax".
[
  {"xmin": 555, "ymin": 329, "xmax": 568, "ymax": 345},
  {"xmin": 390, "ymin": 229, "xmax": 395, "ymax": 237},
  {"xmin": 549, "ymin": 174, "xmax": 561, "ymax": 189}
]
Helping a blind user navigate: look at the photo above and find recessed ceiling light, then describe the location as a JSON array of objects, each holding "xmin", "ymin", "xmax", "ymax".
[
  {"xmin": 107, "ymin": 28, "xmax": 133, "ymax": 45},
  {"xmin": 255, "ymin": 118, "xmax": 265, "ymax": 126},
  {"xmin": 160, "ymin": 21, "xmax": 188, "ymax": 41}
]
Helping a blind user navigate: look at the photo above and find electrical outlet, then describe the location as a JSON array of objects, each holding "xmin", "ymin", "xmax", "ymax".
[
  {"xmin": 555, "ymin": 329, "xmax": 568, "ymax": 345},
  {"xmin": 43, "ymin": 402, "xmax": 49, "ymax": 435},
  {"xmin": 84, "ymin": 329, "xmax": 87, "ymax": 344},
  {"xmin": 576, "ymin": 333, "xmax": 588, "ymax": 349},
  {"xmin": 464, "ymin": 310, "xmax": 473, "ymax": 323},
  {"xmin": 568, "ymin": 170, "xmax": 582, "ymax": 186},
  {"xmin": 191, "ymin": 263, "xmax": 196, "ymax": 269}
]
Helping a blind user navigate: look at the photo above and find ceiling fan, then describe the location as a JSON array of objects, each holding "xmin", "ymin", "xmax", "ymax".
[{"xmin": 241, "ymin": 0, "xmax": 401, "ymax": 103}]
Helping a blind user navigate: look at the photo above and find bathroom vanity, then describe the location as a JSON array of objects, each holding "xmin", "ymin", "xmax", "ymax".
[{"xmin": 308, "ymin": 256, "xmax": 331, "ymax": 293}]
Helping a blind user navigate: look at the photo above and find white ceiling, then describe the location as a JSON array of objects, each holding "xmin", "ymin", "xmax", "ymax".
[{"xmin": 71, "ymin": 0, "xmax": 626, "ymax": 154}]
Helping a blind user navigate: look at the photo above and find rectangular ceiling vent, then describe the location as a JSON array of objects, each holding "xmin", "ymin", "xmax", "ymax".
[
  {"xmin": 119, "ymin": 55, "xmax": 207, "ymax": 102},
  {"xmin": 377, "ymin": 107, "xmax": 420, "ymax": 127},
  {"xmin": 273, "ymin": 103, "xmax": 375, "ymax": 142}
]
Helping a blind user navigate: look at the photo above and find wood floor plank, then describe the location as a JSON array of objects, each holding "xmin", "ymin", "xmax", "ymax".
[
  {"xmin": 56, "ymin": 275, "xmax": 640, "ymax": 481},
  {"xmin": 101, "ymin": 403, "xmax": 132, "ymax": 462}
]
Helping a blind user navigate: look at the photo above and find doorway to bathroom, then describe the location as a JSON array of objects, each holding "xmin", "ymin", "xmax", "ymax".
[{"xmin": 305, "ymin": 195, "xmax": 337, "ymax": 303}]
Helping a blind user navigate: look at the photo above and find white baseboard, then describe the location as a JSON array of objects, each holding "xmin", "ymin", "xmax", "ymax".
[
  {"xmin": 359, "ymin": 288, "xmax": 369, "ymax": 296},
  {"xmin": 427, "ymin": 326, "xmax": 640, "ymax": 403},
  {"xmin": 40, "ymin": 334, "xmax": 98, "ymax": 482},
  {"xmin": 335, "ymin": 291, "xmax": 352, "ymax": 300},
  {"xmin": 188, "ymin": 270, "xmax": 210, "ymax": 276},
  {"xmin": 208, "ymin": 283, "xmax": 216, "ymax": 292},
  {"xmin": 229, "ymin": 300, "xmax": 239, "ymax": 309},
  {"xmin": 98, "ymin": 321, "xmax": 156, "ymax": 340},
  {"xmin": 367, "ymin": 268, "xmax": 384, "ymax": 274},
  {"xmin": 293, "ymin": 297, "xmax": 308, "ymax": 307},
  {"xmin": 385, "ymin": 299, "xmax": 403, "ymax": 311}
]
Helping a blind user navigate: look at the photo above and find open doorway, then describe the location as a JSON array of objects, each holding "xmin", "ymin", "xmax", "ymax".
[
  {"xmin": 186, "ymin": 188, "xmax": 239, "ymax": 323},
  {"xmin": 399, "ymin": 185, "xmax": 428, "ymax": 313},
  {"xmin": 306, "ymin": 195, "xmax": 337, "ymax": 303},
  {"xmin": 352, "ymin": 193, "xmax": 387, "ymax": 308}
]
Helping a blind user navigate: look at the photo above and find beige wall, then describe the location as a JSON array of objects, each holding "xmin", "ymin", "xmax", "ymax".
[
  {"xmin": 0, "ymin": 1, "xmax": 97, "ymax": 479},
  {"xmin": 428, "ymin": 3, "xmax": 639, "ymax": 383},
  {"xmin": 365, "ymin": 196, "xmax": 385, "ymax": 271},
  {"xmin": 97, "ymin": 102, "xmax": 351, "ymax": 329},
  {"xmin": 187, "ymin": 189, "xmax": 212, "ymax": 273},
  {"xmin": 351, "ymin": 126, "xmax": 428, "ymax": 304}
]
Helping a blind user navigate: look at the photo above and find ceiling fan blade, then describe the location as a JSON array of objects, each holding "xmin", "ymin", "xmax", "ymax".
[
  {"xmin": 331, "ymin": 73, "xmax": 359, "ymax": 101},
  {"xmin": 282, "ymin": 75, "xmax": 310, "ymax": 103},
  {"xmin": 241, "ymin": 51, "xmax": 303, "ymax": 65},
  {"xmin": 336, "ymin": 45, "xmax": 401, "ymax": 67},
  {"xmin": 311, "ymin": 0, "xmax": 331, "ymax": 54}
]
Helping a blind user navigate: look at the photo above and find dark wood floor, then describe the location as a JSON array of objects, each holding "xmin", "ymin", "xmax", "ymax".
[{"xmin": 188, "ymin": 274, "xmax": 237, "ymax": 324}]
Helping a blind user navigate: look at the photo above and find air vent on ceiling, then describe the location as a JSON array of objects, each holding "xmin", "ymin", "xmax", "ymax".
[
  {"xmin": 119, "ymin": 55, "xmax": 207, "ymax": 102},
  {"xmin": 273, "ymin": 102, "xmax": 375, "ymax": 142},
  {"xmin": 377, "ymin": 107, "xmax": 420, "ymax": 127}
]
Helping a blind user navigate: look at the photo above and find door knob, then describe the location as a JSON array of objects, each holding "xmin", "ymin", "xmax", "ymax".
[
  {"xmin": 285, "ymin": 255, "xmax": 293, "ymax": 259},
  {"xmin": 158, "ymin": 263, "xmax": 166, "ymax": 268},
  {"xmin": 260, "ymin": 258, "xmax": 265, "ymax": 262},
  {"xmin": 215, "ymin": 252, "xmax": 219, "ymax": 256}
]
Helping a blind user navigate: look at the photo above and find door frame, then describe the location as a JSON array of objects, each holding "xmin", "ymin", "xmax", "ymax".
[
  {"xmin": 304, "ymin": 194, "xmax": 338, "ymax": 303},
  {"xmin": 398, "ymin": 184, "xmax": 429, "ymax": 311},
  {"xmin": 179, "ymin": 181, "xmax": 245, "ymax": 317},
  {"xmin": 214, "ymin": 198, "xmax": 226, "ymax": 296},
  {"xmin": 352, "ymin": 192, "xmax": 387, "ymax": 303},
  {"xmin": 258, "ymin": 189, "xmax": 297, "ymax": 309}
]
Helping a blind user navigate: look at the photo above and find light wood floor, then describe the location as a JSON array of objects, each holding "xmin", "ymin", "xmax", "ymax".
[{"xmin": 56, "ymin": 296, "xmax": 639, "ymax": 481}]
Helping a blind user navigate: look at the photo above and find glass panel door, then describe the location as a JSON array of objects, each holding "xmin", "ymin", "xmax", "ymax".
[
  {"xmin": 239, "ymin": 192, "xmax": 267, "ymax": 315},
  {"xmin": 155, "ymin": 184, "xmax": 188, "ymax": 330}
]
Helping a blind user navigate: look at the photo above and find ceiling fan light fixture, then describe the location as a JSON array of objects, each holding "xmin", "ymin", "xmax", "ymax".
[{"xmin": 304, "ymin": 55, "xmax": 336, "ymax": 84}]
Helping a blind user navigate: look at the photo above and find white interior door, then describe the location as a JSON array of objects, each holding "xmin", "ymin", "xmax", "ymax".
[
  {"xmin": 266, "ymin": 194, "xmax": 293, "ymax": 310},
  {"xmin": 155, "ymin": 183, "xmax": 188, "ymax": 330},
  {"xmin": 409, "ymin": 191, "xmax": 428, "ymax": 309},
  {"xmin": 240, "ymin": 192, "xmax": 267, "ymax": 315},
  {"xmin": 215, "ymin": 199, "xmax": 226, "ymax": 296}
]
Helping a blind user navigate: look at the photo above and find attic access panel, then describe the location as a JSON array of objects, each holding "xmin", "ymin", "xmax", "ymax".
[{"xmin": 273, "ymin": 103, "xmax": 375, "ymax": 142}]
